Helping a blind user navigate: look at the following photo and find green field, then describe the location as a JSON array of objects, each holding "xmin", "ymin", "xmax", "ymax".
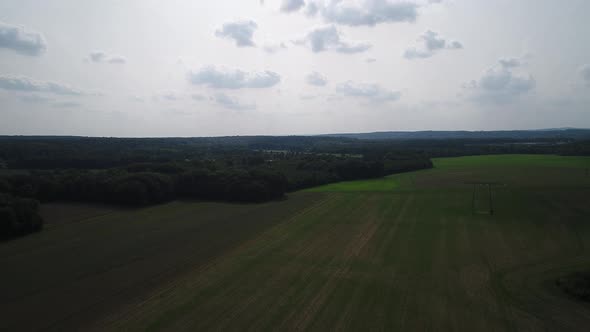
[{"xmin": 2, "ymin": 154, "xmax": 590, "ymax": 331}]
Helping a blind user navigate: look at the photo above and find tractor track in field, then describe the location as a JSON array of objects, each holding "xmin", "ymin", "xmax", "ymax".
[
  {"xmin": 198, "ymin": 195, "xmax": 353, "ymax": 331},
  {"xmin": 79, "ymin": 194, "xmax": 333, "ymax": 332},
  {"xmin": 91, "ymin": 193, "xmax": 338, "ymax": 331},
  {"xmin": 287, "ymin": 195, "xmax": 382, "ymax": 331},
  {"xmin": 488, "ymin": 241, "xmax": 590, "ymax": 330},
  {"xmin": 483, "ymin": 188, "xmax": 590, "ymax": 331}
]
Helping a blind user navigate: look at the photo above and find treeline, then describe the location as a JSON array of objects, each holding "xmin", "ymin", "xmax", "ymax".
[
  {"xmin": 0, "ymin": 154, "xmax": 434, "ymax": 207},
  {"xmin": 279, "ymin": 156, "xmax": 433, "ymax": 191},
  {"xmin": 0, "ymin": 193, "xmax": 43, "ymax": 239},
  {"xmin": 306, "ymin": 138, "xmax": 590, "ymax": 158},
  {"xmin": 3, "ymin": 136, "xmax": 589, "ymax": 172},
  {"xmin": 0, "ymin": 158, "xmax": 433, "ymax": 206},
  {"xmin": 560, "ymin": 140, "xmax": 590, "ymax": 156},
  {"xmin": 0, "ymin": 136, "xmax": 354, "ymax": 170},
  {"xmin": 0, "ymin": 167, "xmax": 288, "ymax": 206}
]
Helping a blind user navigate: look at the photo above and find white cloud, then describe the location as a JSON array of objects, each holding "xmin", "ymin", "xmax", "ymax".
[
  {"xmin": 498, "ymin": 57, "xmax": 523, "ymax": 69},
  {"xmin": 306, "ymin": 0, "xmax": 420, "ymax": 27},
  {"xmin": 300, "ymin": 94, "xmax": 318, "ymax": 100},
  {"xmin": 108, "ymin": 56, "xmax": 127, "ymax": 64},
  {"xmin": 0, "ymin": 20, "xmax": 46, "ymax": 56},
  {"xmin": 404, "ymin": 30, "xmax": 462, "ymax": 59},
  {"xmin": 52, "ymin": 101, "xmax": 82, "ymax": 108},
  {"xmin": 89, "ymin": 51, "xmax": 106, "ymax": 62},
  {"xmin": 19, "ymin": 94, "xmax": 54, "ymax": 103},
  {"xmin": 464, "ymin": 58, "xmax": 535, "ymax": 104},
  {"xmin": 215, "ymin": 20, "xmax": 258, "ymax": 47},
  {"xmin": 305, "ymin": 2, "xmax": 319, "ymax": 16},
  {"xmin": 336, "ymin": 81, "xmax": 401, "ymax": 102},
  {"xmin": 281, "ymin": 0, "xmax": 306, "ymax": 12},
  {"xmin": 263, "ymin": 42, "xmax": 288, "ymax": 54},
  {"xmin": 579, "ymin": 64, "xmax": 590, "ymax": 86},
  {"xmin": 306, "ymin": 71, "xmax": 328, "ymax": 86},
  {"xmin": 296, "ymin": 25, "xmax": 371, "ymax": 54},
  {"xmin": 213, "ymin": 93, "xmax": 256, "ymax": 110},
  {"xmin": 161, "ymin": 92, "xmax": 181, "ymax": 101},
  {"xmin": 191, "ymin": 94, "xmax": 206, "ymax": 101},
  {"xmin": 0, "ymin": 75, "xmax": 87, "ymax": 96},
  {"xmin": 88, "ymin": 51, "xmax": 127, "ymax": 64},
  {"xmin": 188, "ymin": 66, "xmax": 281, "ymax": 89}
]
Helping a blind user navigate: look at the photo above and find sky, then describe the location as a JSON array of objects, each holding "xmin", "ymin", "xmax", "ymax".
[{"xmin": 0, "ymin": 0, "xmax": 589, "ymax": 137}]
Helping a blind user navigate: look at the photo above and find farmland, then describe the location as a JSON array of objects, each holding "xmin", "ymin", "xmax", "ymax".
[{"xmin": 2, "ymin": 154, "xmax": 590, "ymax": 331}]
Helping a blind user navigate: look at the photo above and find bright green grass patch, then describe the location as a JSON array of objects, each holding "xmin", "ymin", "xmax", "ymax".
[
  {"xmin": 304, "ymin": 175, "xmax": 400, "ymax": 192},
  {"xmin": 305, "ymin": 154, "xmax": 590, "ymax": 193},
  {"xmin": 433, "ymin": 154, "xmax": 590, "ymax": 169}
]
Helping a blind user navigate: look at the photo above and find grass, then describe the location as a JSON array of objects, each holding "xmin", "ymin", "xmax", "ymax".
[
  {"xmin": 3, "ymin": 154, "xmax": 590, "ymax": 331},
  {"xmin": 304, "ymin": 175, "xmax": 401, "ymax": 192},
  {"xmin": 0, "ymin": 194, "xmax": 321, "ymax": 331},
  {"xmin": 556, "ymin": 271, "xmax": 590, "ymax": 301},
  {"xmin": 433, "ymin": 154, "xmax": 590, "ymax": 169},
  {"xmin": 308, "ymin": 154, "xmax": 590, "ymax": 193}
]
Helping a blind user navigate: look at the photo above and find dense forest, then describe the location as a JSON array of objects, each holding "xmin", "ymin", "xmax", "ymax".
[
  {"xmin": 2, "ymin": 134, "xmax": 590, "ymax": 239},
  {"xmin": 0, "ymin": 193, "xmax": 43, "ymax": 239}
]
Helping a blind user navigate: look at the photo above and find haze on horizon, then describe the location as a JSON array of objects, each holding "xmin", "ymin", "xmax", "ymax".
[{"xmin": 0, "ymin": 0, "xmax": 589, "ymax": 137}]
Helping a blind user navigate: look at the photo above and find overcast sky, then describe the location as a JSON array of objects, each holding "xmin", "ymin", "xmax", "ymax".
[{"xmin": 0, "ymin": 0, "xmax": 589, "ymax": 137}]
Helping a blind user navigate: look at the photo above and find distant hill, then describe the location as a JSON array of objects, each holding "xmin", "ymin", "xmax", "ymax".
[
  {"xmin": 2, "ymin": 128, "xmax": 590, "ymax": 141},
  {"xmin": 319, "ymin": 128, "xmax": 590, "ymax": 140}
]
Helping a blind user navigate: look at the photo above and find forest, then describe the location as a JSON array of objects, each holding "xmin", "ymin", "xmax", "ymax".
[{"xmin": 1, "ymin": 134, "xmax": 589, "ymax": 238}]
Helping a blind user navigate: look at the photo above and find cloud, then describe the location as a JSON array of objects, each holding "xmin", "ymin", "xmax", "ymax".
[
  {"xmin": 306, "ymin": 71, "xmax": 328, "ymax": 86},
  {"xmin": 0, "ymin": 75, "xmax": 87, "ymax": 96},
  {"xmin": 336, "ymin": 81, "xmax": 401, "ymax": 102},
  {"xmin": 305, "ymin": 2, "xmax": 319, "ymax": 16},
  {"xmin": 306, "ymin": 0, "xmax": 420, "ymax": 27},
  {"xmin": 52, "ymin": 101, "xmax": 82, "ymax": 108},
  {"xmin": 108, "ymin": 56, "xmax": 127, "ymax": 64},
  {"xmin": 161, "ymin": 92, "xmax": 180, "ymax": 101},
  {"xmin": 19, "ymin": 94, "xmax": 54, "ymax": 103},
  {"xmin": 188, "ymin": 66, "xmax": 281, "ymax": 89},
  {"xmin": 464, "ymin": 59, "xmax": 535, "ymax": 104},
  {"xmin": 404, "ymin": 30, "xmax": 462, "ymax": 59},
  {"xmin": 213, "ymin": 93, "xmax": 256, "ymax": 110},
  {"xmin": 18, "ymin": 94, "xmax": 84, "ymax": 109},
  {"xmin": 296, "ymin": 25, "xmax": 371, "ymax": 53},
  {"xmin": 151, "ymin": 92, "xmax": 185, "ymax": 102},
  {"xmin": 498, "ymin": 57, "xmax": 523, "ymax": 69},
  {"xmin": 281, "ymin": 0, "xmax": 306, "ymax": 12},
  {"xmin": 191, "ymin": 93, "xmax": 206, "ymax": 101},
  {"xmin": 300, "ymin": 94, "xmax": 318, "ymax": 100},
  {"xmin": 263, "ymin": 42, "xmax": 288, "ymax": 54},
  {"xmin": 89, "ymin": 51, "xmax": 106, "ymax": 62},
  {"xmin": 89, "ymin": 51, "xmax": 127, "ymax": 64},
  {"xmin": 215, "ymin": 20, "xmax": 258, "ymax": 47},
  {"xmin": 579, "ymin": 64, "xmax": 590, "ymax": 86},
  {"xmin": 366, "ymin": 58, "xmax": 376, "ymax": 63},
  {"xmin": 0, "ymin": 21, "xmax": 46, "ymax": 56}
]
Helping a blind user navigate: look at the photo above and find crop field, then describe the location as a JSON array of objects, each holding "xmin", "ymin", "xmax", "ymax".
[{"xmin": 2, "ymin": 154, "xmax": 590, "ymax": 331}]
